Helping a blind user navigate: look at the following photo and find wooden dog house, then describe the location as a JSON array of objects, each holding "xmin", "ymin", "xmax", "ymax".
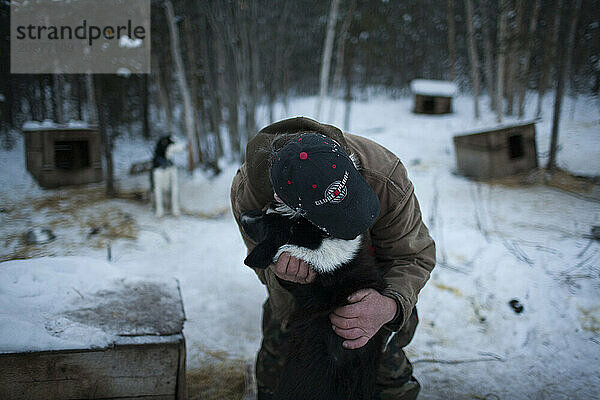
[
  {"xmin": 453, "ymin": 121, "xmax": 538, "ymax": 179},
  {"xmin": 411, "ymin": 79, "xmax": 457, "ymax": 114},
  {"xmin": 0, "ymin": 266, "xmax": 187, "ymax": 400},
  {"xmin": 23, "ymin": 121, "xmax": 103, "ymax": 188}
]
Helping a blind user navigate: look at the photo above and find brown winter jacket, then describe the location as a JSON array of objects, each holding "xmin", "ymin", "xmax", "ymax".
[{"xmin": 230, "ymin": 117, "xmax": 436, "ymax": 331}]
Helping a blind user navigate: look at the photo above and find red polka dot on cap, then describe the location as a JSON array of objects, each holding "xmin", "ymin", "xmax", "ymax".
[
  {"xmin": 299, "ymin": 152, "xmax": 308, "ymax": 160},
  {"xmin": 312, "ymin": 184, "xmax": 317, "ymax": 189},
  {"xmin": 287, "ymin": 180, "xmax": 292, "ymax": 184},
  {"xmin": 332, "ymin": 164, "xmax": 336, "ymax": 168}
]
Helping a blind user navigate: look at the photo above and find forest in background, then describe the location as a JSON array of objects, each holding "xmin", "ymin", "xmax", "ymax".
[{"xmin": 0, "ymin": 0, "xmax": 599, "ymax": 176}]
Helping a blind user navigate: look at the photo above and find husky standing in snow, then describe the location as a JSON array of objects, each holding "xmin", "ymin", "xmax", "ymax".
[{"xmin": 151, "ymin": 135, "xmax": 183, "ymax": 217}]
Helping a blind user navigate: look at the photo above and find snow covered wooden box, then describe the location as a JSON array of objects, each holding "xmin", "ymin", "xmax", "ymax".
[
  {"xmin": 23, "ymin": 121, "xmax": 103, "ymax": 188},
  {"xmin": 0, "ymin": 258, "xmax": 187, "ymax": 400},
  {"xmin": 411, "ymin": 79, "xmax": 457, "ymax": 114},
  {"xmin": 453, "ymin": 121, "xmax": 538, "ymax": 179}
]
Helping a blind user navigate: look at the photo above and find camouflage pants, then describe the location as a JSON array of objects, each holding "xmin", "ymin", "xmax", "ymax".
[{"xmin": 256, "ymin": 299, "xmax": 420, "ymax": 400}]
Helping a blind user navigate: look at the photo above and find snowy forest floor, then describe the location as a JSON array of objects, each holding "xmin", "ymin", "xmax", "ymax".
[{"xmin": 1, "ymin": 93, "xmax": 600, "ymax": 399}]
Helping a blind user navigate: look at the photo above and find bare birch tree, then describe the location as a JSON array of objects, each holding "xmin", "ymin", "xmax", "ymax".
[
  {"xmin": 152, "ymin": 53, "xmax": 173, "ymax": 134},
  {"xmin": 495, "ymin": 0, "xmax": 509, "ymax": 122},
  {"xmin": 316, "ymin": 0, "xmax": 341, "ymax": 120},
  {"xmin": 91, "ymin": 76, "xmax": 115, "ymax": 197},
  {"xmin": 536, "ymin": 0, "xmax": 562, "ymax": 118},
  {"xmin": 516, "ymin": 0, "xmax": 541, "ymax": 118},
  {"xmin": 52, "ymin": 75, "xmax": 64, "ymax": 124},
  {"xmin": 465, "ymin": 0, "xmax": 480, "ymax": 118},
  {"xmin": 164, "ymin": 0, "xmax": 196, "ymax": 172},
  {"xmin": 505, "ymin": 0, "xmax": 524, "ymax": 115},
  {"xmin": 481, "ymin": 0, "xmax": 496, "ymax": 111},
  {"xmin": 547, "ymin": 0, "xmax": 582, "ymax": 172},
  {"xmin": 85, "ymin": 73, "xmax": 97, "ymax": 125},
  {"xmin": 241, "ymin": 0, "xmax": 260, "ymax": 147},
  {"xmin": 329, "ymin": 0, "xmax": 356, "ymax": 121},
  {"xmin": 141, "ymin": 74, "xmax": 150, "ymax": 138},
  {"xmin": 448, "ymin": 0, "xmax": 457, "ymax": 81},
  {"xmin": 197, "ymin": 13, "xmax": 224, "ymax": 163},
  {"xmin": 183, "ymin": 10, "xmax": 204, "ymax": 165},
  {"xmin": 343, "ymin": 41, "xmax": 355, "ymax": 132}
]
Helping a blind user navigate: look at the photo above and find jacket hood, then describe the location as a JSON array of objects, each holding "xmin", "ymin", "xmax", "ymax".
[{"xmin": 245, "ymin": 117, "xmax": 350, "ymax": 200}]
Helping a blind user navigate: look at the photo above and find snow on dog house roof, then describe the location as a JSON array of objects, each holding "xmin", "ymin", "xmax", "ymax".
[
  {"xmin": 0, "ymin": 257, "xmax": 187, "ymax": 400},
  {"xmin": 410, "ymin": 79, "xmax": 458, "ymax": 98},
  {"xmin": 22, "ymin": 120, "xmax": 96, "ymax": 132},
  {"xmin": 0, "ymin": 256, "xmax": 186, "ymax": 354}
]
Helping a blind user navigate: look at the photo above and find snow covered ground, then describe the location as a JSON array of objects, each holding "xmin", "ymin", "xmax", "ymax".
[{"xmin": 1, "ymin": 93, "xmax": 599, "ymax": 399}]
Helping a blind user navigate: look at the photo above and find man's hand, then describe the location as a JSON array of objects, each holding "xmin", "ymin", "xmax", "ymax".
[
  {"xmin": 269, "ymin": 252, "xmax": 317, "ymax": 284},
  {"xmin": 329, "ymin": 288, "xmax": 397, "ymax": 349}
]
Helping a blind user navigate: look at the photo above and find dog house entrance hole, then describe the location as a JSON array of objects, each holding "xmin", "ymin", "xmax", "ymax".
[
  {"xmin": 54, "ymin": 140, "xmax": 90, "ymax": 170},
  {"xmin": 423, "ymin": 96, "xmax": 435, "ymax": 113},
  {"xmin": 508, "ymin": 134, "xmax": 525, "ymax": 159}
]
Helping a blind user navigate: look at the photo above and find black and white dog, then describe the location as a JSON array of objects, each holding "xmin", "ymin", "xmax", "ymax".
[
  {"xmin": 241, "ymin": 204, "xmax": 387, "ymax": 400},
  {"xmin": 151, "ymin": 135, "xmax": 183, "ymax": 217}
]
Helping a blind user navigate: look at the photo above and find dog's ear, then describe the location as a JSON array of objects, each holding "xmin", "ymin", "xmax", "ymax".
[
  {"xmin": 158, "ymin": 136, "xmax": 169, "ymax": 149},
  {"xmin": 244, "ymin": 242, "xmax": 277, "ymax": 269},
  {"xmin": 240, "ymin": 210, "xmax": 268, "ymax": 243}
]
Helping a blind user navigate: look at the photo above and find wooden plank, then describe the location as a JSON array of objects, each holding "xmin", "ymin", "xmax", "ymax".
[
  {"xmin": 0, "ymin": 342, "xmax": 180, "ymax": 400},
  {"xmin": 96, "ymin": 397, "xmax": 173, "ymax": 400},
  {"xmin": 175, "ymin": 337, "xmax": 187, "ymax": 400}
]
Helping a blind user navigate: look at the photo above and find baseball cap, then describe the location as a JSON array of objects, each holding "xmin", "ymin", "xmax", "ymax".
[{"xmin": 269, "ymin": 132, "xmax": 380, "ymax": 239}]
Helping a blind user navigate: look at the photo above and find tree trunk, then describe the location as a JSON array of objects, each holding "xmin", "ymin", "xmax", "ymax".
[
  {"xmin": 53, "ymin": 74, "xmax": 64, "ymax": 124},
  {"xmin": 282, "ymin": 48, "xmax": 292, "ymax": 115},
  {"xmin": 563, "ymin": 0, "xmax": 581, "ymax": 117},
  {"xmin": 9, "ymin": 79, "xmax": 19, "ymax": 127},
  {"xmin": 481, "ymin": 0, "xmax": 496, "ymax": 111},
  {"xmin": 329, "ymin": 0, "xmax": 356, "ymax": 121},
  {"xmin": 85, "ymin": 73, "xmax": 98, "ymax": 125},
  {"xmin": 536, "ymin": 0, "xmax": 562, "ymax": 118},
  {"xmin": 92, "ymin": 76, "xmax": 115, "ymax": 197},
  {"xmin": 316, "ymin": 0, "xmax": 341, "ymax": 120},
  {"xmin": 244, "ymin": 0, "xmax": 259, "ymax": 145},
  {"xmin": 29, "ymin": 78, "xmax": 42, "ymax": 121},
  {"xmin": 547, "ymin": 0, "xmax": 582, "ymax": 172},
  {"xmin": 465, "ymin": 0, "xmax": 480, "ymax": 119},
  {"xmin": 448, "ymin": 0, "xmax": 457, "ymax": 81},
  {"xmin": 232, "ymin": 2, "xmax": 253, "ymax": 156},
  {"xmin": 142, "ymin": 74, "xmax": 150, "ymax": 138},
  {"xmin": 199, "ymin": 15, "xmax": 224, "ymax": 161},
  {"xmin": 153, "ymin": 53, "xmax": 173, "ymax": 134},
  {"xmin": 218, "ymin": 36, "xmax": 240, "ymax": 160},
  {"xmin": 69, "ymin": 75, "xmax": 83, "ymax": 121},
  {"xmin": 343, "ymin": 78, "xmax": 352, "ymax": 132},
  {"xmin": 342, "ymin": 42, "xmax": 355, "ymax": 132},
  {"xmin": 77, "ymin": 75, "xmax": 85, "ymax": 121},
  {"xmin": 38, "ymin": 78, "xmax": 46, "ymax": 120},
  {"xmin": 516, "ymin": 0, "xmax": 541, "ymax": 118},
  {"xmin": 505, "ymin": 0, "xmax": 524, "ymax": 116},
  {"xmin": 164, "ymin": 0, "xmax": 196, "ymax": 172},
  {"xmin": 495, "ymin": 0, "xmax": 509, "ymax": 123},
  {"xmin": 183, "ymin": 10, "xmax": 204, "ymax": 165}
]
